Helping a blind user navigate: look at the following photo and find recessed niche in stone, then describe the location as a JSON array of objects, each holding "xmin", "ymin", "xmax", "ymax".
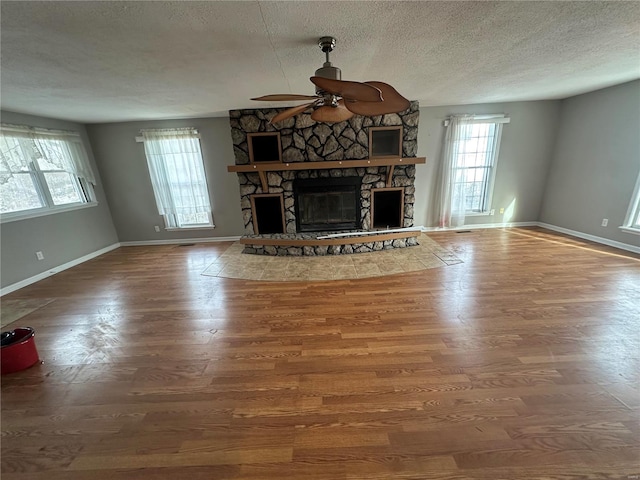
[
  {"xmin": 251, "ymin": 194, "xmax": 285, "ymax": 234},
  {"xmin": 248, "ymin": 133, "xmax": 282, "ymax": 163},
  {"xmin": 371, "ymin": 187, "xmax": 404, "ymax": 229},
  {"xmin": 369, "ymin": 126, "xmax": 403, "ymax": 158}
]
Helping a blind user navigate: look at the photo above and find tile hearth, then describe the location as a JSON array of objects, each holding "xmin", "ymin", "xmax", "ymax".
[{"xmin": 202, "ymin": 234, "xmax": 462, "ymax": 281}]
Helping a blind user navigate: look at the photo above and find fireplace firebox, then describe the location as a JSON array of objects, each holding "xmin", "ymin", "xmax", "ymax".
[{"xmin": 293, "ymin": 177, "xmax": 361, "ymax": 232}]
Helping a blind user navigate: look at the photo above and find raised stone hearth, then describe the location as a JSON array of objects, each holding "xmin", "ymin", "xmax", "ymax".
[{"xmin": 241, "ymin": 231, "xmax": 420, "ymax": 256}]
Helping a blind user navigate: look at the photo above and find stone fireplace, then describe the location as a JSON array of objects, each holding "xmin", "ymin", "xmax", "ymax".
[{"xmin": 227, "ymin": 102, "xmax": 424, "ymax": 255}]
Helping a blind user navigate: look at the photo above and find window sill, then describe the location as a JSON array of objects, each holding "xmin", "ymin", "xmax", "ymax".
[
  {"xmin": 0, "ymin": 202, "xmax": 98, "ymax": 224},
  {"xmin": 464, "ymin": 211, "xmax": 492, "ymax": 217},
  {"xmin": 165, "ymin": 225, "xmax": 216, "ymax": 231},
  {"xmin": 619, "ymin": 226, "xmax": 640, "ymax": 236}
]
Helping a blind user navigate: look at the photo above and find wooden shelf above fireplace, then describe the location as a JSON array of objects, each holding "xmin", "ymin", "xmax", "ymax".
[
  {"xmin": 228, "ymin": 157, "xmax": 426, "ymax": 190},
  {"xmin": 227, "ymin": 157, "xmax": 426, "ymax": 173}
]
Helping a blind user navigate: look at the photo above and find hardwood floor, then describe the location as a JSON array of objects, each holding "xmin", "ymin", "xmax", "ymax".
[{"xmin": 1, "ymin": 227, "xmax": 639, "ymax": 479}]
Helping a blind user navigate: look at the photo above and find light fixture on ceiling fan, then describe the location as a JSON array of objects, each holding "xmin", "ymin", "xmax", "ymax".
[{"xmin": 251, "ymin": 36, "xmax": 410, "ymax": 124}]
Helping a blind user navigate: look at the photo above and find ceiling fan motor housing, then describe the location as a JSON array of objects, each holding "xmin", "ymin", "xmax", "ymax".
[
  {"xmin": 315, "ymin": 36, "xmax": 341, "ymax": 94},
  {"xmin": 315, "ymin": 64, "xmax": 341, "ymax": 81}
]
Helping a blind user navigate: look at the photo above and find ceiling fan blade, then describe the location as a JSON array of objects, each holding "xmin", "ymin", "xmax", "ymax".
[
  {"xmin": 311, "ymin": 100, "xmax": 354, "ymax": 123},
  {"xmin": 269, "ymin": 102, "xmax": 316, "ymax": 124},
  {"xmin": 344, "ymin": 82, "xmax": 411, "ymax": 116},
  {"xmin": 251, "ymin": 94, "xmax": 320, "ymax": 102},
  {"xmin": 310, "ymin": 77, "xmax": 383, "ymax": 103}
]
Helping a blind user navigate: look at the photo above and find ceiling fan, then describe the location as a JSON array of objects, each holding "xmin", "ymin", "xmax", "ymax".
[{"xmin": 251, "ymin": 36, "xmax": 410, "ymax": 125}]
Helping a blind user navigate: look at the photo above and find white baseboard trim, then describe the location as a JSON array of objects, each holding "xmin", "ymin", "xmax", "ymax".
[
  {"xmin": 119, "ymin": 236, "xmax": 241, "ymax": 247},
  {"xmin": 4, "ymin": 224, "xmax": 635, "ymax": 296},
  {"xmin": 421, "ymin": 221, "xmax": 639, "ymax": 254},
  {"xmin": 421, "ymin": 221, "xmax": 538, "ymax": 232},
  {"xmin": 1, "ymin": 243, "xmax": 121, "ymax": 297},
  {"xmin": 537, "ymin": 222, "xmax": 640, "ymax": 254}
]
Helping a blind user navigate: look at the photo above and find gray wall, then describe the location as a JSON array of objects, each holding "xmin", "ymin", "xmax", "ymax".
[
  {"xmin": 414, "ymin": 101, "xmax": 561, "ymax": 228},
  {"xmin": 3, "ymin": 82, "xmax": 637, "ymax": 290},
  {"xmin": 540, "ymin": 80, "xmax": 640, "ymax": 246},
  {"xmin": 86, "ymin": 117, "xmax": 244, "ymax": 242},
  {"xmin": 85, "ymin": 101, "xmax": 567, "ymax": 239},
  {"xmin": 0, "ymin": 110, "xmax": 118, "ymax": 289}
]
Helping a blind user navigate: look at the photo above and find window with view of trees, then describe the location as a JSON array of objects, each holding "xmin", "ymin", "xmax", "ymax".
[
  {"xmin": 452, "ymin": 122, "xmax": 502, "ymax": 213},
  {"xmin": 140, "ymin": 128, "xmax": 213, "ymax": 230},
  {"xmin": 436, "ymin": 115, "xmax": 507, "ymax": 228},
  {"xmin": 0, "ymin": 125, "xmax": 96, "ymax": 220}
]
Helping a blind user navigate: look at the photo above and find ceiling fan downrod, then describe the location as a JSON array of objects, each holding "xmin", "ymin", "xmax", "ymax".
[{"xmin": 315, "ymin": 36, "xmax": 341, "ymax": 85}]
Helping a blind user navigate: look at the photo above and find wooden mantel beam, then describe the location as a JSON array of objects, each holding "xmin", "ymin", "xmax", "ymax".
[{"xmin": 227, "ymin": 157, "xmax": 426, "ymax": 173}]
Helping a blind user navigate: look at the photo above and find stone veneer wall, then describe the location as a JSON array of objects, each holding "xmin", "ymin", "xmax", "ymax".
[{"xmin": 229, "ymin": 101, "xmax": 419, "ymax": 235}]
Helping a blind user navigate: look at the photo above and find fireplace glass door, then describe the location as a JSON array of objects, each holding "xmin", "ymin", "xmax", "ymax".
[{"xmin": 294, "ymin": 177, "xmax": 361, "ymax": 232}]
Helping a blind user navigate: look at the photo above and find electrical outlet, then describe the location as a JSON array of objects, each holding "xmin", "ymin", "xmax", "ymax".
[
  {"xmin": 154, "ymin": 226, "xmax": 160, "ymax": 232},
  {"xmin": 499, "ymin": 208, "xmax": 505, "ymax": 214},
  {"xmin": 490, "ymin": 209, "xmax": 495, "ymax": 216},
  {"xmin": 601, "ymin": 218, "xmax": 608, "ymax": 227},
  {"xmin": 35, "ymin": 251, "xmax": 44, "ymax": 260}
]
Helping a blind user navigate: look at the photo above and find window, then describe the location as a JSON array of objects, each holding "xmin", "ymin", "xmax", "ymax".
[
  {"xmin": 621, "ymin": 170, "xmax": 640, "ymax": 234},
  {"xmin": 436, "ymin": 115, "xmax": 508, "ymax": 227},
  {"xmin": 0, "ymin": 124, "xmax": 96, "ymax": 221},
  {"xmin": 453, "ymin": 120, "xmax": 504, "ymax": 213},
  {"xmin": 140, "ymin": 128, "xmax": 213, "ymax": 229}
]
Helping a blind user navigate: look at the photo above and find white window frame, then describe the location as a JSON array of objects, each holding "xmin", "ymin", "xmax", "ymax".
[
  {"xmin": 0, "ymin": 128, "xmax": 97, "ymax": 223},
  {"xmin": 620, "ymin": 170, "xmax": 640, "ymax": 235},
  {"xmin": 450, "ymin": 116, "xmax": 507, "ymax": 216}
]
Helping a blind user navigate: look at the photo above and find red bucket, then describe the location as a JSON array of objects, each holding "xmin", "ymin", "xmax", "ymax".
[{"xmin": 1, "ymin": 327, "xmax": 40, "ymax": 374}]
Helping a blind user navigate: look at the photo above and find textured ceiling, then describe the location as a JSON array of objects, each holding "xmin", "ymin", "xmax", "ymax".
[{"xmin": 1, "ymin": 1, "xmax": 639, "ymax": 123}]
